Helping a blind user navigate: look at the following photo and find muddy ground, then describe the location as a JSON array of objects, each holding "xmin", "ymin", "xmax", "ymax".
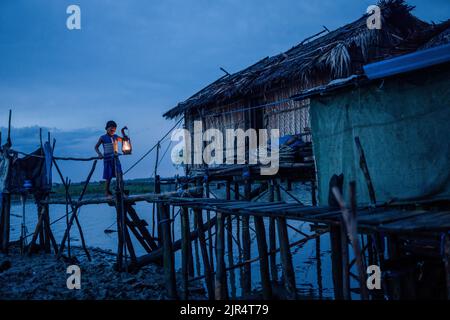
[{"xmin": 0, "ymin": 246, "xmax": 206, "ymax": 300}]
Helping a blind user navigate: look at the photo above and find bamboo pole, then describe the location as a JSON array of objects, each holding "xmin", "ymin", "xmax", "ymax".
[
  {"xmin": 340, "ymin": 218, "xmax": 350, "ymax": 300},
  {"xmin": 194, "ymin": 207, "xmax": 214, "ymax": 299},
  {"xmin": 187, "ymin": 208, "xmax": 195, "ymax": 277},
  {"xmin": 241, "ymin": 178, "xmax": 252, "ymax": 296},
  {"xmin": 205, "ymin": 180, "xmax": 214, "ymax": 270},
  {"xmin": 181, "ymin": 207, "xmax": 190, "ymax": 300},
  {"xmin": 444, "ymin": 234, "xmax": 450, "ymax": 300},
  {"xmin": 65, "ymin": 178, "xmax": 71, "ymax": 258},
  {"xmin": 2, "ymin": 193, "xmax": 11, "ymax": 253},
  {"xmin": 115, "ymin": 190, "xmax": 125, "ymax": 271},
  {"xmin": 330, "ymin": 225, "xmax": 344, "ymax": 300},
  {"xmin": 276, "ymin": 216, "xmax": 297, "ymax": 299},
  {"xmin": 215, "ymin": 211, "xmax": 228, "ymax": 300},
  {"xmin": 125, "ymin": 216, "xmax": 152, "ymax": 253},
  {"xmin": 333, "ymin": 184, "xmax": 369, "ymax": 300},
  {"xmin": 225, "ymin": 180, "xmax": 236, "ymax": 298},
  {"xmin": 311, "ymin": 179, "xmax": 317, "ymax": 206},
  {"xmin": 55, "ymin": 159, "xmax": 96, "ymax": 260},
  {"xmin": 268, "ymin": 181, "xmax": 278, "ymax": 282},
  {"xmin": 315, "ymin": 230, "xmax": 323, "ymax": 299},
  {"xmin": 348, "ymin": 182, "xmax": 369, "ymax": 300},
  {"xmin": 189, "ymin": 229, "xmax": 326, "ymax": 283},
  {"xmin": 253, "ymin": 215, "xmax": 272, "ymax": 299},
  {"xmin": 158, "ymin": 203, "xmax": 178, "ymax": 299},
  {"xmin": 125, "ymin": 204, "xmax": 158, "ymax": 250}
]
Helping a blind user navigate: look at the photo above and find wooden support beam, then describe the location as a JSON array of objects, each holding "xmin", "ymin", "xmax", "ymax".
[
  {"xmin": 158, "ymin": 203, "xmax": 178, "ymax": 299},
  {"xmin": 125, "ymin": 203, "xmax": 158, "ymax": 250},
  {"xmin": 254, "ymin": 215, "xmax": 272, "ymax": 299},
  {"xmin": 276, "ymin": 216, "xmax": 297, "ymax": 299},
  {"xmin": 355, "ymin": 137, "xmax": 376, "ymax": 206},
  {"xmin": 215, "ymin": 211, "xmax": 228, "ymax": 300},
  {"xmin": 241, "ymin": 179, "xmax": 252, "ymax": 296},
  {"xmin": 330, "ymin": 225, "xmax": 343, "ymax": 300},
  {"xmin": 115, "ymin": 190, "xmax": 125, "ymax": 271},
  {"xmin": 132, "ymin": 216, "xmax": 217, "ymax": 269},
  {"xmin": 205, "ymin": 181, "xmax": 214, "ymax": 271},
  {"xmin": 54, "ymin": 159, "xmax": 96, "ymax": 260},
  {"xmin": 181, "ymin": 207, "xmax": 191, "ymax": 300},
  {"xmin": 28, "ymin": 209, "xmax": 45, "ymax": 255},
  {"xmin": 315, "ymin": 228, "xmax": 323, "ymax": 299},
  {"xmin": 340, "ymin": 218, "xmax": 351, "ymax": 300},
  {"xmin": 311, "ymin": 179, "xmax": 317, "ymax": 207},
  {"xmin": 194, "ymin": 207, "xmax": 215, "ymax": 300},
  {"xmin": 42, "ymin": 202, "xmax": 58, "ymax": 254},
  {"xmin": 187, "ymin": 209, "xmax": 195, "ymax": 277},
  {"xmin": 125, "ymin": 217, "xmax": 152, "ymax": 253},
  {"xmin": 444, "ymin": 234, "xmax": 450, "ymax": 300},
  {"xmin": 268, "ymin": 182, "xmax": 278, "ymax": 283},
  {"xmin": 124, "ymin": 224, "xmax": 137, "ymax": 265},
  {"xmin": 1, "ymin": 193, "xmax": 11, "ymax": 253},
  {"xmin": 225, "ymin": 180, "xmax": 236, "ymax": 298},
  {"xmin": 333, "ymin": 184, "xmax": 369, "ymax": 300}
]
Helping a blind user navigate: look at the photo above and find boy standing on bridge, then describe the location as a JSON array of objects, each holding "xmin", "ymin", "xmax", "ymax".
[{"xmin": 95, "ymin": 120, "xmax": 124, "ymax": 197}]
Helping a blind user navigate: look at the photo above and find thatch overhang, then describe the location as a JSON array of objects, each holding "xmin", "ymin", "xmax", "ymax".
[
  {"xmin": 291, "ymin": 36, "xmax": 450, "ymax": 101},
  {"xmin": 164, "ymin": 0, "xmax": 435, "ymax": 119}
]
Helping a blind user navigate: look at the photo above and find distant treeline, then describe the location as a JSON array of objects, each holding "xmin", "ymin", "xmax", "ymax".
[{"xmin": 12, "ymin": 178, "xmax": 174, "ymax": 202}]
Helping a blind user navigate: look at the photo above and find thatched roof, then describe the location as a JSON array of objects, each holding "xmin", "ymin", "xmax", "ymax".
[
  {"xmin": 421, "ymin": 25, "xmax": 450, "ymax": 49},
  {"xmin": 164, "ymin": 0, "xmax": 432, "ymax": 119}
]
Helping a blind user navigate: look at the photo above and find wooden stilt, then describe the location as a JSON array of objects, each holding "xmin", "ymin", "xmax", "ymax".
[
  {"xmin": 187, "ymin": 208, "xmax": 195, "ymax": 277},
  {"xmin": 234, "ymin": 181, "xmax": 244, "ymax": 294},
  {"xmin": 73, "ymin": 213, "xmax": 91, "ymax": 261},
  {"xmin": 311, "ymin": 179, "xmax": 317, "ymax": 206},
  {"xmin": 115, "ymin": 193, "xmax": 125, "ymax": 271},
  {"xmin": 348, "ymin": 182, "xmax": 369, "ymax": 300},
  {"xmin": 124, "ymin": 224, "xmax": 137, "ymax": 265},
  {"xmin": 181, "ymin": 207, "xmax": 190, "ymax": 300},
  {"xmin": 28, "ymin": 209, "xmax": 44, "ymax": 255},
  {"xmin": 241, "ymin": 179, "xmax": 252, "ymax": 296},
  {"xmin": 54, "ymin": 159, "xmax": 96, "ymax": 260},
  {"xmin": 158, "ymin": 203, "xmax": 178, "ymax": 299},
  {"xmin": 254, "ymin": 215, "xmax": 272, "ymax": 299},
  {"xmin": 287, "ymin": 180, "xmax": 292, "ymax": 191},
  {"xmin": 268, "ymin": 181, "xmax": 278, "ymax": 283},
  {"xmin": 194, "ymin": 207, "xmax": 214, "ymax": 299},
  {"xmin": 205, "ymin": 180, "xmax": 214, "ymax": 271},
  {"xmin": 340, "ymin": 219, "xmax": 351, "ymax": 300},
  {"xmin": 276, "ymin": 216, "xmax": 297, "ymax": 299},
  {"xmin": 1, "ymin": 193, "xmax": 11, "ymax": 253},
  {"xmin": 215, "ymin": 211, "xmax": 228, "ymax": 300},
  {"xmin": 315, "ymin": 229, "xmax": 323, "ymax": 299},
  {"xmin": 443, "ymin": 234, "xmax": 450, "ymax": 300},
  {"xmin": 154, "ymin": 175, "xmax": 162, "ymax": 243},
  {"xmin": 330, "ymin": 225, "xmax": 343, "ymax": 300},
  {"xmin": 225, "ymin": 180, "xmax": 236, "ymax": 298}
]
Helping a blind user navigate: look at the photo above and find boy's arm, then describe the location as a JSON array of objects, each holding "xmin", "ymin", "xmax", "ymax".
[{"xmin": 95, "ymin": 138, "xmax": 104, "ymax": 158}]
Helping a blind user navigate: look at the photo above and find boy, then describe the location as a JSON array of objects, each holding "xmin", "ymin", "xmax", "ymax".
[{"xmin": 95, "ymin": 120, "xmax": 123, "ymax": 196}]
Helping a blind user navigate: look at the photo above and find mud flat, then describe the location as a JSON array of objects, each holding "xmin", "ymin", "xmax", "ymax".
[{"xmin": 0, "ymin": 246, "xmax": 206, "ymax": 300}]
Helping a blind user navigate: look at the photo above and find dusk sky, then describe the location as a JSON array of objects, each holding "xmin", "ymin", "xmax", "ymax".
[{"xmin": 1, "ymin": 0, "xmax": 448, "ymax": 181}]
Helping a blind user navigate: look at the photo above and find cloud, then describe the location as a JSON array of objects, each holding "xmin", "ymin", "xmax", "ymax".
[{"xmin": 0, "ymin": 126, "xmax": 103, "ymax": 156}]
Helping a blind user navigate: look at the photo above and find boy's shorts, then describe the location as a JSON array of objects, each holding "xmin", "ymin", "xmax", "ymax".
[{"xmin": 103, "ymin": 158, "xmax": 122, "ymax": 181}]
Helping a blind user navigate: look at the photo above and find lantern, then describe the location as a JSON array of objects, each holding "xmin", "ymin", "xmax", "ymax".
[{"xmin": 121, "ymin": 126, "xmax": 132, "ymax": 155}]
